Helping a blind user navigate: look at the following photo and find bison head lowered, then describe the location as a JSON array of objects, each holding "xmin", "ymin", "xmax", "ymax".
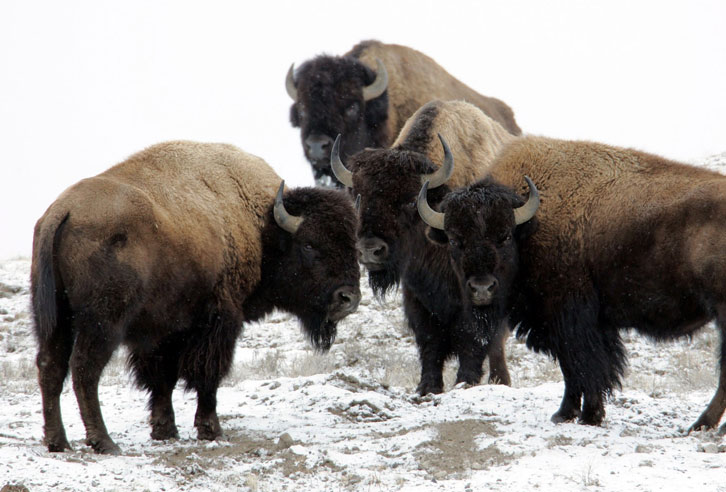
[
  {"xmin": 331, "ymin": 134, "xmax": 453, "ymax": 296},
  {"xmin": 417, "ymin": 176, "xmax": 539, "ymax": 315},
  {"xmin": 286, "ymin": 56, "xmax": 389, "ymax": 185},
  {"xmin": 263, "ymin": 182, "xmax": 362, "ymax": 350}
]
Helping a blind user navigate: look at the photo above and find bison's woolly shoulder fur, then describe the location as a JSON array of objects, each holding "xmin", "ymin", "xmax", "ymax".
[
  {"xmin": 350, "ymin": 40, "xmax": 522, "ymax": 137},
  {"xmin": 31, "ymin": 141, "xmax": 281, "ymax": 341},
  {"xmin": 490, "ymin": 136, "xmax": 726, "ymax": 275},
  {"xmin": 394, "ymin": 100, "xmax": 517, "ymax": 189}
]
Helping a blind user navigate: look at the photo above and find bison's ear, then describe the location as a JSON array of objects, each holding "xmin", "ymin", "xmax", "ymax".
[
  {"xmin": 289, "ymin": 105, "xmax": 300, "ymax": 127},
  {"xmin": 425, "ymin": 226, "xmax": 449, "ymax": 246}
]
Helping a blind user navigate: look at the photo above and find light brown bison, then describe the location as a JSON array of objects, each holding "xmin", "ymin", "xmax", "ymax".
[
  {"xmin": 332, "ymin": 100, "xmax": 517, "ymax": 394},
  {"xmin": 418, "ymin": 136, "xmax": 726, "ymax": 431},
  {"xmin": 31, "ymin": 141, "xmax": 361, "ymax": 454},
  {"xmin": 286, "ymin": 40, "xmax": 521, "ymax": 184}
]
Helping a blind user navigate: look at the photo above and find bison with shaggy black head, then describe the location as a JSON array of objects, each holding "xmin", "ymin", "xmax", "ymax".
[
  {"xmin": 31, "ymin": 141, "xmax": 361, "ymax": 454},
  {"xmin": 332, "ymin": 100, "xmax": 516, "ymax": 395},
  {"xmin": 286, "ymin": 40, "xmax": 521, "ymax": 185},
  {"xmin": 418, "ymin": 136, "xmax": 726, "ymax": 432}
]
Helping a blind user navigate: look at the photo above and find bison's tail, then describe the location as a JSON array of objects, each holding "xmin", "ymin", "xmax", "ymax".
[{"xmin": 31, "ymin": 211, "xmax": 70, "ymax": 343}]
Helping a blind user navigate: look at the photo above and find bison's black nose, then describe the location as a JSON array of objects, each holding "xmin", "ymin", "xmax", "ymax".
[
  {"xmin": 305, "ymin": 134, "xmax": 334, "ymax": 163},
  {"xmin": 357, "ymin": 237, "xmax": 389, "ymax": 268},
  {"xmin": 328, "ymin": 285, "xmax": 361, "ymax": 321},
  {"xmin": 466, "ymin": 275, "xmax": 498, "ymax": 306}
]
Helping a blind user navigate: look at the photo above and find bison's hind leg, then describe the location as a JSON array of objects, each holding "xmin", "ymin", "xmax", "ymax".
[
  {"xmin": 36, "ymin": 312, "xmax": 74, "ymax": 452},
  {"xmin": 690, "ymin": 306, "xmax": 726, "ymax": 432},
  {"xmin": 70, "ymin": 312, "xmax": 125, "ymax": 455}
]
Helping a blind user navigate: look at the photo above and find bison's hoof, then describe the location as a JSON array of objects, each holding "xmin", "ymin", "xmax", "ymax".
[
  {"xmin": 416, "ymin": 380, "xmax": 443, "ymax": 396},
  {"xmin": 688, "ymin": 417, "xmax": 716, "ymax": 434},
  {"xmin": 551, "ymin": 409, "xmax": 580, "ymax": 424},
  {"xmin": 151, "ymin": 423, "xmax": 180, "ymax": 441},
  {"xmin": 87, "ymin": 437, "xmax": 121, "ymax": 455},
  {"xmin": 46, "ymin": 437, "xmax": 72, "ymax": 453},
  {"xmin": 196, "ymin": 421, "xmax": 222, "ymax": 441},
  {"xmin": 488, "ymin": 372, "xmax": 511, "ymax": 386}
]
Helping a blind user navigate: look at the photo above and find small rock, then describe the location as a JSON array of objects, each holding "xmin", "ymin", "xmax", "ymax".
[
  {"xmin": 700, "ymin": 443, "xmax": 719, "ymax": 453},
  {"xmin": 634, "ymin": 444, "xmax": 652, "ymax": 453},
  {"xmin": 277, "ymin": 432, "xmax": 294, "ymax": 449},
  {"xmin": 245, "ymin": 473, "xmax": 259, "ymax": 492}
]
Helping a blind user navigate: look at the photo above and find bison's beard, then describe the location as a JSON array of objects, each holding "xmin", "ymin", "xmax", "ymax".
[
  {"xmin": 468, "ymin": 303, "xmax": 508, "ymax": 346},
  {"xmin": 299, "ymin": 311, "xmax": 337, "ymax": 352},
  {"xmin": 367, "ymin": 266, "xmax": 399, "ymax": 299}
]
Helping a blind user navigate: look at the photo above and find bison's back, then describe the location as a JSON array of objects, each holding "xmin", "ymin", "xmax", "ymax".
[
  {"xmin": 33, "ymin": 141, "xmax": 281, "ymax": 327},
  {"xmin": 350, "ymin": 41, "xmax": 521, "ymax": 137},
  {"xmin": 492, "ymin": 137, "xmax": 726, "ymax": 328},
  {"xmin": 394, "ymin": 100, "xmax": 517, "ymax": 189}
]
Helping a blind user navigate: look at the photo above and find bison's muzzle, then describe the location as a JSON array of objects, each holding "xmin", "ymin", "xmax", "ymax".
[
  {"xmin": 466, "ymin": 275, "xmax": 499, "ymax": 306},
  {"xmin": 357, "ymin": 237, "xmax": 389, "ymax": 270},
  {"xmin": 327, "ymin": 285, "xmax": 361, "ymax": 321}
]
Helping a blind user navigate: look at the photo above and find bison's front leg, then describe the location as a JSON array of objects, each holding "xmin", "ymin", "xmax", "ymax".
[
  {"xmin": 486, "ymin": 323, "xmax": 511, "ymax": 386},
  {"xmin": 452, "ymin": 322, "xmax": 485, "ymax": 387},
  {"xmin": 690, "ymin": 313, "xmax": 726, "ymax": 433},
  {"xmin": 404, "ymin": 289, "xmax": 447, "ymax": 395},
  {"xmin": 551, "ymin": 362, "xmax": 582, "ymax": 423},
  {"xmin": 194, "ymin": 390, "xmax": 222, "ymax": 441}
]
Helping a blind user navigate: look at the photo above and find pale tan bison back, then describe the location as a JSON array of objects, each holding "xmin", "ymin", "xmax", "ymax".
[
  {"xmin": 394, "ymin": 100, "xmax": 517, "ymax": 189},
  {"xmin": 35, "ymin": 141, "xmax": 281, "ymax": 305},
  {"xmin": 352, "ymin": 41, "xmax": 521, "ymax": 138}
]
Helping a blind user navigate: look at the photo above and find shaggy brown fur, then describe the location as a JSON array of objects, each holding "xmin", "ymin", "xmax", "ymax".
[
  {"xmin": 435, "ymin": 135, "xmax": 726, "ymax": 430},
  {"xmin": 354, "ymin": 41, "xmax": 522, "ymax": 140},
  {"xmin": 289, "ymin": 40, "xmax": 520, "ymax": 183},
  {"xmin": 31, "ymin": 141, "xmax": 360, "ymax": 454},
  {"xmin": 342, "ymin": 101, "xmax": 516, "ymax": 394}
]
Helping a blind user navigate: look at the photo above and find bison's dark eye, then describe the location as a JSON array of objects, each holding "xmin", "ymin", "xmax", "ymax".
[
  {"xmin": 345, "ymin": 103, "xmax": 359, "ymax": 120},
  {"xmin": 297, "ymin": 104, "xmax": 307, "ymax": 120},
  {"xmin": 498, "ymin": 234, "xmax": 512, "ymax": 245},
  {"xmin": 449, "ymin": 238, "xmax": 461, "ymax": 248},
  {"xmin": 304, "ymin": 243, "xmax": 314, "ymax": 251}
]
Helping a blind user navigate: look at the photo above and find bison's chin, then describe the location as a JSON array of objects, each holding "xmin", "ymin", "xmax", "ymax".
[
  {"xmin": 367, "ymin": 266, "xmax": 399, "ymax": 299},
  {"xmin": 300, "ymin": 311, "xmax": 338, "ymax": 352},
  {"xmin": 469, "ymin": 303, "xmax": 508, "ymax": 338}
]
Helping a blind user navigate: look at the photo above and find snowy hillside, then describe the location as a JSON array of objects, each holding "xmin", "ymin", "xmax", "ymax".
[{"xmin": 1, "ymin": 153, "xmax": 725, "ymax": 491}]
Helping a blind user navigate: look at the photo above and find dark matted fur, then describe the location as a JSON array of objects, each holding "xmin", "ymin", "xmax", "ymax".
[
  {"xmin": 30, "ymin": 141, "xmax": 360, "ymax": 455},
  {"xmin": 289, "ymin": 40, "xmax": 521, "ymax": 184},
  {"xmin": 349, "ymin": 149, "xmax": 508, "ymax": 394},
  {"xmin": 433, "ymin": 136, "xmax": 726, "ymax": 432},
  {"xmin": 289, "ymin": 54, "xmax": 389, "ymax": 182}
]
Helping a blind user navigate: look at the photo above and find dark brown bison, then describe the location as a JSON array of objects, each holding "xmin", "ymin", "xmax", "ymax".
[
  {"xmin": 31, "ymin": 141, "xmax": 361, "ymax": 454},
  {"xmin": 418, "ymin": 136, "xmax": 726, "ymax": 431},
  {"xmin": 332, "ymin": 100, "xmax": 516, "ymax": 394},
  {"xmin": 286, "ymin": 40, "xmax": 521, "ymax": 185}
]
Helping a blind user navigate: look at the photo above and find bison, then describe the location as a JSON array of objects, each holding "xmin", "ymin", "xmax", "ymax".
[
  {"xmin": 31, "ymin": 140, "xmax": 361, "ymax": 454},
  {"xmin": 331, "ymin": 100, "xmax": 516, "ymax": 394},
  {"xmin": 286, "ymin": 40, "xmax": 521, "ymax": 185},
  {"xmin": 417, "ymin": 136, "xmax": 726, "ymax": 431}
]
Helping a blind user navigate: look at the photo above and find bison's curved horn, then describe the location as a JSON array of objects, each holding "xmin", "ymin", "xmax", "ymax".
[
  {"xmin": 417, "ymin": 180, "xmax": 446, "ymax": 230},
  {"xmin": 285, "ymin": 64, "xmax": 298, "ymax": 101},
  {"xmin": 420, "ymin": 133, "xmax": 454, "ymax": 189},
  {"xmin": 513, "ymin": 176, "xmax": 540, "ymax": 225},
  {"xmin": 274, "ymin": 181, "xmax": 304, "ymax": 234},
  {"xmin": 330, "ymin": 134, "xmax": 354, "ymax": 188},
  {"xmin": 362, "ymin": 58, "xmax": 388, "ymax": 101}
]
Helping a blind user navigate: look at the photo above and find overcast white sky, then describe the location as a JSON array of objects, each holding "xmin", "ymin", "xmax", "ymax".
[{"xmin": 1, "ymin": 0, "xmax": 724, "ymax": 259}]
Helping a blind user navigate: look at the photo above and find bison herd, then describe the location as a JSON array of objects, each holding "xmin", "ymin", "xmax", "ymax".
[{"xmin": 31, "ymin": 40, "xmax": 726, "ymax": 455}]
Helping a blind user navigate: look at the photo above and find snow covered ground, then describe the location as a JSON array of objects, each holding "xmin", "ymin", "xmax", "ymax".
[{"xmin": 1, "ymin": 153, "xmax": 725, "ymax": 491}]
